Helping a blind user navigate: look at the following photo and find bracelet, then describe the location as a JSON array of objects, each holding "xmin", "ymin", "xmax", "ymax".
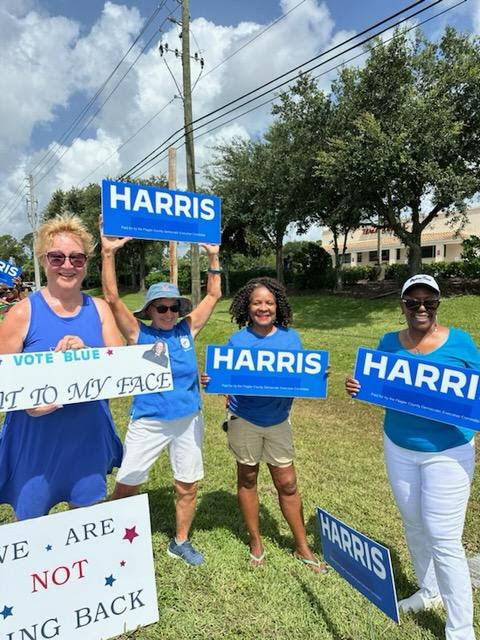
[{"xmin": 208, "ymin": 267, "xmax": 223, "ymax": 274}]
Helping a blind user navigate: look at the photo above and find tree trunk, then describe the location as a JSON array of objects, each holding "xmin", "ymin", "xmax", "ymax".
[
  {"xmin": 138, "ymin": 244, "xmax": 146, "ymax": 292},
  {"xmin": 276, "ymin": 238, "xmax": 284, "ymax": 284},
  {"xmin": 407, "ymin": 225, "xmax": 422, "ymax": 276},
  {"xmin": 224, "ymin": 263, "xmax": 230, "ymax": 297},
  {"xmin": 332, "ymin": 231, "xmax": 343, "ymax": 291}
]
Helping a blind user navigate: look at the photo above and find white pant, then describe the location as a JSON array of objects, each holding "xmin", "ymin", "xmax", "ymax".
[
  {"xmin": 384, "ymin": 434, "xmax": 475, "ymax": 640},
  {"xmin": 116, "ymin": 412, "xmax": 204, "ymax": 485}
]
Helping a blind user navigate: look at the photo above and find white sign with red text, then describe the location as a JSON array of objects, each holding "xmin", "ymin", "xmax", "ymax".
[
  {"xmin": 0, "ymin": 495, "xmax": 158, "ymax": 640},
  {"xmin": 0, "ymin": 343, "xmax": 173, "ymax": 412}
]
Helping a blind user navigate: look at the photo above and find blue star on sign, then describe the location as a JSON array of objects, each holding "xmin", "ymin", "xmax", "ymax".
[
  {"xmin": 1, "ymin": 605, "xmax": 13, "ymax": 619},
  {"xmin": 105, "ymin": 575, "xmax": 116, "ymax": 587},
  {"xmin": 46, "ymin": 544, "xmax": 52, "ymax": 551}
]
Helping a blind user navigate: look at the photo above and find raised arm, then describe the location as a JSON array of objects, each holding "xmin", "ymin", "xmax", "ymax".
[
  {"xmin": 186, "ymin": 244, "xmax": 222, "ymax": 338},
  {"xmin": 100, "ymin": 228, "xmax": 140, "ymax": 345}
]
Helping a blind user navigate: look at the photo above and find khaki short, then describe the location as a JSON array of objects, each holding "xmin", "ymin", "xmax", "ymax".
[{"xmin": 226, "ymin": 414, "xmax": 294, "ymax": 467}]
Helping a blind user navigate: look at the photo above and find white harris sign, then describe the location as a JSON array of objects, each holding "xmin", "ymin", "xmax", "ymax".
[
  {"xmin": 0, "ymin": 494, "xmax": 159, "ymax": 639},
  {"xmin": 0, "ymin": 343, "xmax": 173, "ymax": 412}
]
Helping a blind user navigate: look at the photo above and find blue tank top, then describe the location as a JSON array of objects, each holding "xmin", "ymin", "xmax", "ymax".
[
  {"xmin": 0, "ymin": 290, "xmax": 123, "ymax": 519},
  {"xmin": 131, "ymin": 319, "xmax": 201, "ymax": 421}
]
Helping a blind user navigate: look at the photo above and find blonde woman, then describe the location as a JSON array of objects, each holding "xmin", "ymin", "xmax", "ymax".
[{"xmin": 0, "ymin": 213, "xmax": 123, "ymax": 520}]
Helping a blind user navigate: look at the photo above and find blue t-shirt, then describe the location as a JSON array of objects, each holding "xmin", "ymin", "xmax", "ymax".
[
  {"xmin": 378, "ymin": 328, "xmax": 480, "ymax": 452},
  {"xmin": 131, "ymin": 319, "xmax": 201, "ymax": 421},
  {"xmin": 227, "ymin": 326, "xmax": 302, "ymax": 427}
]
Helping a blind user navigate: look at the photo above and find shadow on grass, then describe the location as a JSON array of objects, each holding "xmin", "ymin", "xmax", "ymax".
[
  {"xmin": 296, "ymin": 577, "xmax": 355, "ymax": 640},
  {"xmin": 148, "ymin": 485, "xmax": 297, "ymax": 552}
]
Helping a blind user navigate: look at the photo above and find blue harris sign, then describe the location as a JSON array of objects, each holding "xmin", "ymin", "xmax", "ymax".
[
  {"xmin": 0, "ymin": 259, "xmax": 22, "ymax": 287},
  {"xmin": 101, "ymin": 179, "xmax": 221, "ymax": 244},
  {"xmin": 317, "ymin": 508, "xmax": 399, "ymax": 624},
  {"xmin": 353, "ymin": 347, "xmax": 480, "ymax": 431},
  {"xmin": 204, "ymin": 345, "xmax": 329, "ymax": 398}
]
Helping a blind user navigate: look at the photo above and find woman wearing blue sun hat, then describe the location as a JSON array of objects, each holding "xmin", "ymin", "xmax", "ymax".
[{"xmin": 101, "ymin": 231, "xmax": 221, "ymax": 566}]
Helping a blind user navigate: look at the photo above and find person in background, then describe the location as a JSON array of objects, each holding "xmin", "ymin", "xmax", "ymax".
[
  {"xmin": 101, "ymin": 229, "xmax": 221, "ymax": 566},
  {"xmin": 0, "ymin": 213, "xmax": 123, "ymax": 519},
  {"xmin": 346, "ymin": 274, "xmax": 478, "ymax": 640},
  {"xmin": 203, "ymin": 277, "xmax": 327, "ymax": 573}
]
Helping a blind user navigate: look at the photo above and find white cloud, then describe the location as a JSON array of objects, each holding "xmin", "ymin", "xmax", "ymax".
[{"xmin": 2, "ymin": 0, "xmax": 477, "ymax": 241}]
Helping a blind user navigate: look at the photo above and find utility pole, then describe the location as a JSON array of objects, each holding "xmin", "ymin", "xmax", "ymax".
[
  {"xmin": 26, "ymin": 174, "xmax": 41, "ymax": 289},
  {"xmin": 181, "ymin": 0, "xmax": 200, "ymax": 306},
  {"xmin": 168, "ymin": 146, "xmax": 178, "ymax": 286}
]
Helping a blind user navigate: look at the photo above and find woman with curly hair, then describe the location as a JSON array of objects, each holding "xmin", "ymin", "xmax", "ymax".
[{"xmin": 207, "ymin": 277, "xmax": 326, "ymax": 572}]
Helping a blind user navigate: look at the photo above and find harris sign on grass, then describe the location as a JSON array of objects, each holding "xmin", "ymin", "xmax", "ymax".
[
  {"xmin": 204, "ymin": 345, "xmax": 329, "ymax": 397},
  {"xmin": 353, "ymin": 347, "xmax": 480, "ymax": 431},
  {"xmin": 0, "ymin": 495, "xmax": 158, "ymax": 640},
  {"xmin": 317, "ymin": 508, "xmax": 399, "ymax": 624},
  {"xmin": 101, "ymin": 179, "xmax": 221, "ymax": 244},
  {"xmin": 0, "ymin": 343, "xmax": 173, "ymax": 412}
]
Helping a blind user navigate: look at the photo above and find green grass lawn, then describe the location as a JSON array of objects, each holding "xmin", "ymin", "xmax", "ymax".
[{"xmin": 2, "ymin": 292, "xmax": 480, "ymax": 639}]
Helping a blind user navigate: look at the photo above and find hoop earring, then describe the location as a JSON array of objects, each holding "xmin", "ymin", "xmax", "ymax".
[{"xmin": 399, "ymin": 314, "xmax": 406, "ymax": 325}]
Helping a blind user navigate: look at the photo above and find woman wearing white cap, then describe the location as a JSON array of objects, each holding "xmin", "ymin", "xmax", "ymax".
[
  {"xmin": 101, "ymin": 233, "xmax": 221, "ymax": 566},
  {"xmin": 346, "ymin": 274, "xmax": 479, "ymax": 640}
]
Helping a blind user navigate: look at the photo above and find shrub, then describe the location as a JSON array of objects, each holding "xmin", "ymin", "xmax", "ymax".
[{"xmin": 341, "ymin": 265, "xmax": 378, "ymax": 285}]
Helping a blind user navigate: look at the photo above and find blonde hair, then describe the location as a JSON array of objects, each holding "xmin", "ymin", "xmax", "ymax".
[{"xmin": 35, "ymin": 213, "xmax": 95, "ymax": 259}]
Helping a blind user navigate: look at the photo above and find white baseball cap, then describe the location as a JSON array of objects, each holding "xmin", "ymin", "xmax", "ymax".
[{"xmin": 401, "ymin": 274, "xmax": 440, "ymax": 297}]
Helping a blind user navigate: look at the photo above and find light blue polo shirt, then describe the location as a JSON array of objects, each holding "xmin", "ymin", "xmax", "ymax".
[{"xmin": 131, "ymin": 319, "xmax": 201, "ymax": 421}]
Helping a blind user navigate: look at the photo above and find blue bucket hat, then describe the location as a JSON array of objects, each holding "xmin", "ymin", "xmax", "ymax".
[{"xmin": 133, "ymin": 282, "xmax": 192, "ymax": 319}]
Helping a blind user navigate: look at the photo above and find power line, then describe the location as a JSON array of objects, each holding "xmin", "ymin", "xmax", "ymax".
[
  {"xmin": 29, "ymin": 2, "xmax": 167, "ymax": 179},
  {"xmin": 123, "ymin": 0, "xmax": 445, "ymax": 179},
  {"xmin": 34, "ymin": 3, "xmax": 182, "ymax": 190},
  {"xmin": 201, "ymin": 0, "xmax": 308, "ymax": 80},
  {"xmin": 133, "ymin": 0, "xmax": 465, "ymax": 179},
  {"xmin": 76, "ymin": 97, "xmax": 177, "ymax": 187}
]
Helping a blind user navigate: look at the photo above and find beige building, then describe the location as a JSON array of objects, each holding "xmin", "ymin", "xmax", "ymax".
[{"xmin": 322, "ymin": 208, "xmax": 480, "ymax": 266}]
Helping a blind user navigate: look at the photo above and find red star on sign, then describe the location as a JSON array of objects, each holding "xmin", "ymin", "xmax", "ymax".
[
  {"xmin": 120, "ymin": 560, "xmax": 126, "ymax": 567},
  {"xmin": 123, "ymin": 526, "xmax": 139, "ymax": 543},
  {"xmin": 107, "ymin": 349, "xmax": 114, "ymax": 356}
]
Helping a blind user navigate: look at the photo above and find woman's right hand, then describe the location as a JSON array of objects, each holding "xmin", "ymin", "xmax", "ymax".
[
  {"xmin": 26, "ymin": 404, "xmax": 63, "ymax": 418},
  {"xmin": 345, "ymin": 376, "xmax": 361, "ymax": 397},
  {"xmin": 99, "ymin": 214, "xmax": 132, "ymax": 253},
  {"xmin": 200, "ymin": 372, "xmax": 210, "ymax": 388}
]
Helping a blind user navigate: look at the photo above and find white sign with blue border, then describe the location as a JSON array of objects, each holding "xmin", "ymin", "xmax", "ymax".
[
  {"xmin": 317, "ymin": 508, "xmax": 400, "ymax": 624},
  {"xmin": 204, "ymin": 345, "xmax": 329, "ymax": 398},
  {"xmin": 101, "ymin": 179, "xmax": 221, "ymax": 243},
  {"xmin": 353, "ymin": 347, "xmax": 480, "ymax": 431},
  {"xmin": 0, "ymin": 259, "xmax": 22, "ymax": 287}
]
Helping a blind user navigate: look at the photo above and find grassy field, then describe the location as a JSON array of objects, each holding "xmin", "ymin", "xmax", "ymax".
[{"xmin": 1, "ymin": 292, "xmax": 480, "ymax": 639}]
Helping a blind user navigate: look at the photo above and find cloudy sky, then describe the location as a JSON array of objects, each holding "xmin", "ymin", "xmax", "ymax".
[{"xmin": 1, "ymin": 0, "xmax": 479, "ymax": 241}]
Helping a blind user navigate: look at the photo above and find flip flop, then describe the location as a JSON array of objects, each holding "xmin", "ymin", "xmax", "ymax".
[
  {"xmin": 249, "ymin": 550, "xmax": 266, "ymax": 567},
  {"xmin": 293, "ymin": 551, "xmax": 328, "ymax": 575}
]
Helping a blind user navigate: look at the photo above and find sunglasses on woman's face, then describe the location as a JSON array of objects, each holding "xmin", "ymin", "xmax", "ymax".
[
  {"xmin": 46, "ymin": 251, "xmax": 87, "ymax": 268},
  {"xmin": 402, "ymin": 297, "xmax": 440, "ymax": 311},
  {"xmin": 151, "ymin": 303, "xmax": 180, "ymax": 314}
]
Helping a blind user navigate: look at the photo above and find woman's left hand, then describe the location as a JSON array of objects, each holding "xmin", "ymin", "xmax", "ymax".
[
  {"xmin": 198, "ymin": 243, "xmax": 220, "ymax": 256},
  {"xmin": 200, "ymin": 372, "xmax": 211, "ymax": 387},
  {"xmin": 54, "ymin": 335, "xmax": 86, "ymax": 352}
]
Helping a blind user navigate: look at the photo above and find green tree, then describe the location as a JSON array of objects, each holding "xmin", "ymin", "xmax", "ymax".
[
  {"xmin": 316, "ymin": 27, "xmax": 480, "ymax": 275},
  {"xmin": 0, "ymin": 235, "xmax": 28, "ymax": 265}
]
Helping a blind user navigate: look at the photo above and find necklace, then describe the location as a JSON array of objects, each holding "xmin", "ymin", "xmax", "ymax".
[{"xmin": 406, "ymin": 324, "xmax": 438, "ymax": 354}]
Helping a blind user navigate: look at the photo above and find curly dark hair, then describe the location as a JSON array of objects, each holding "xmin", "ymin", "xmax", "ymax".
[{"xmin": 229, "ymin": 277, "xmax": 293, "ymax": 327}]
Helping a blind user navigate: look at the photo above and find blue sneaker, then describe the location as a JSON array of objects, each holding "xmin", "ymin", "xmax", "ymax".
[{"xmin": 167, "ymin": 538, "xmax": 205, "ymax": 566}]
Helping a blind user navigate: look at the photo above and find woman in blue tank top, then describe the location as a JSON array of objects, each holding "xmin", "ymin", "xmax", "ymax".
[
  {"xmin": 0, "ymin": 214, "xmax": 123, "ymax": 520},
  {"xmin": 346, "ymin": 275, "xmax": 478, "ymax": 640},
  {"xmin": 101, "ymin": 230, "xmax": 221, "ymax": 566}
]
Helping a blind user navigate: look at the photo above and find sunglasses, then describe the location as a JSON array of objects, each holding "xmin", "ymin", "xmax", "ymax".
[
  {"xmin": 151, "ymin": 303, "xmax": 180, "ymax": 314},
  {"xmin": 402, "ymin": 297, "xmax": 440, "ymax": 311},
  {"xmin": 46, "ymin": 251, "xmax": 87, "ymax": 268}
]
